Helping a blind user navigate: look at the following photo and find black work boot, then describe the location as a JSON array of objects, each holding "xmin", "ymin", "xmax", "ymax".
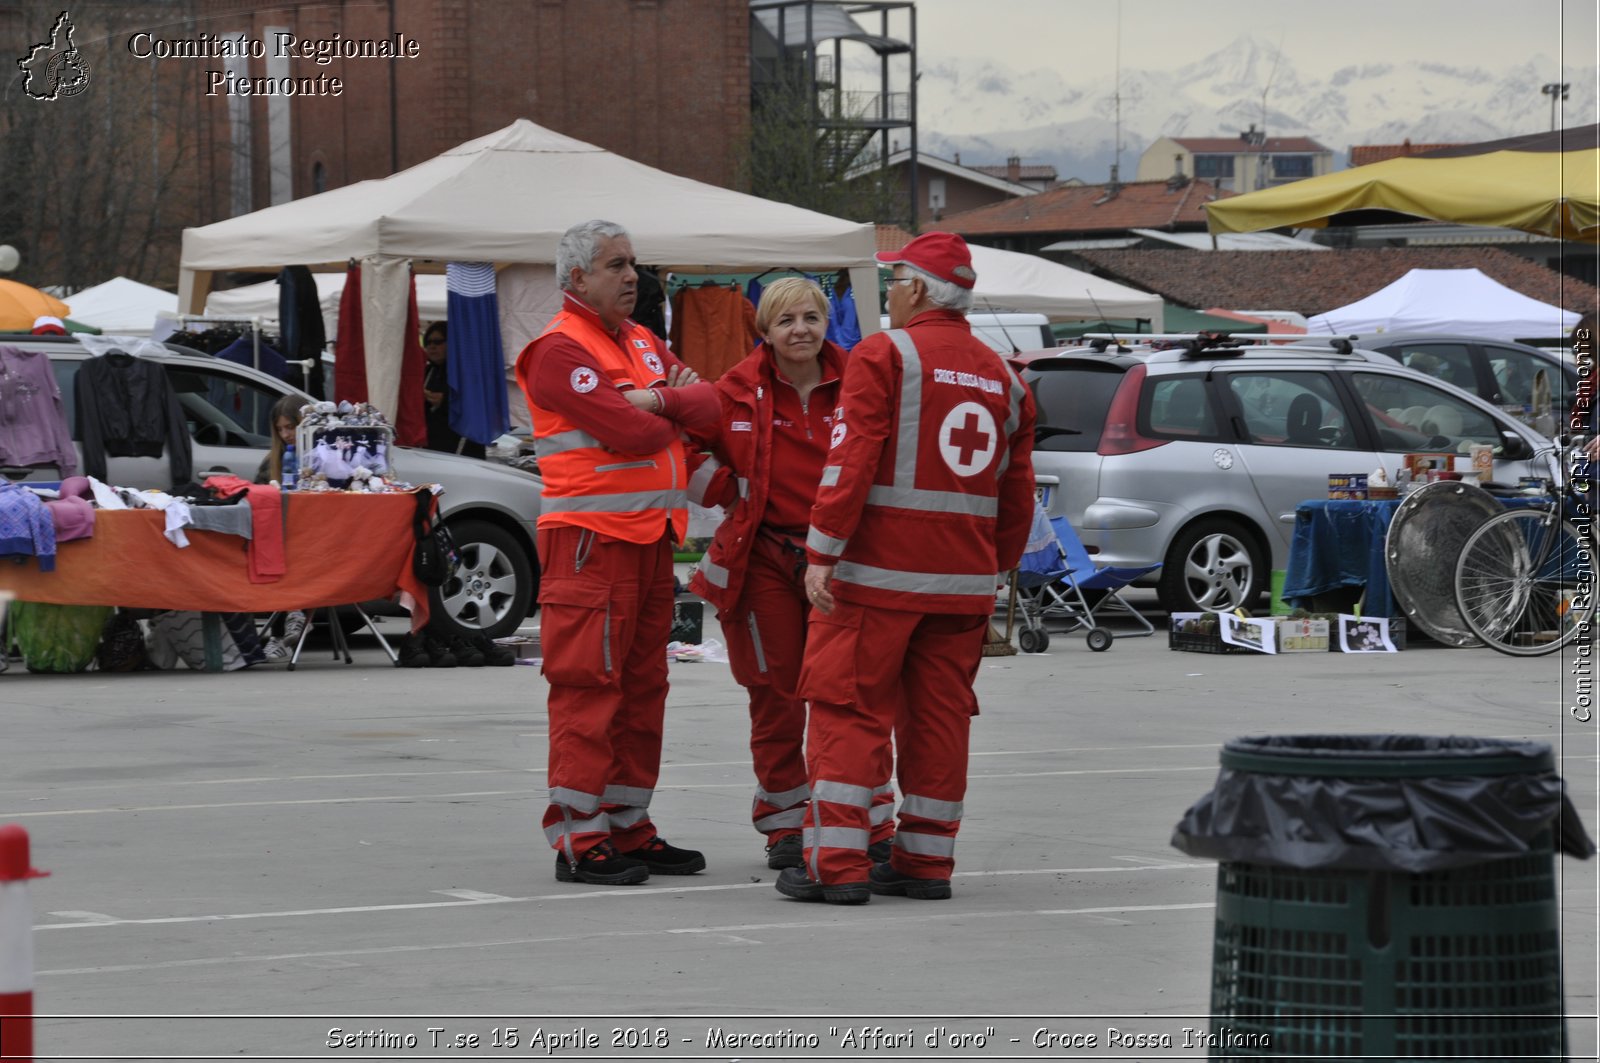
[
  {"xmin": 867, "ymin": 861, "xmax": 952, "ymax": 900},
  {"xmin": 765, "ymin": 834, "xmax": 803, "ymax": 870},
  {"xmin": 554, "ymin": 840, "xmax": 649, "ymax": 885},
  {"xmin": 619, "ymin": 835, "xmax": 706, "ymax": 875},
  {"xmin": 774, "ymin": 866, "xmax": 869, "ymax": 905}
]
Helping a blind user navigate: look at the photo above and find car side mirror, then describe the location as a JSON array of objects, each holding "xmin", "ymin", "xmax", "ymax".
[{"xmin": 1497, "ymin": 430, "xmax": 1532, "ymax": 461}]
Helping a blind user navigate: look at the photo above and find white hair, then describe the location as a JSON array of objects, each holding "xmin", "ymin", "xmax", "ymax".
[
  {"xmin": 556, "ymin": 219, "xmax": 630, "ymax": 291},
  {"xmin": 904, "ymin": 263, "xmax": 974, "ymax": 312}
]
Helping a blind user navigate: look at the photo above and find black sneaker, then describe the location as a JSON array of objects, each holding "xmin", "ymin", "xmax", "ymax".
[
  {"xmin": 867, "ymin": 861, "xmax": 952, "ymax": 900},
  {"xmin": 775, "ymin": 866, "xmax": 869, "ymax": 905},
  {"xmin": 476, "ymin": 636, "xmax": 517, "ymax": 666},
  {"xmin": 765, "ymin": 834, "xmax": 803, "ymax": 870},
  {"xmin": 554, "ymin": 840, "xmax": 650, "ymax": 885},
  {"xmin": 398, "ymin": 633, "xmax": 431, "ymax": 668},
  {"xmin": 425, "ymin": 635, "xmax": 458, "ymax": 668},
  {"xmin": 448, "ymin": 636, "xmax": 486, "ymax": 667},
  {"xmin": 868, "ymin": 838, "xmax": 893, "ymax": 864},
  {"xmin": 620, "ymin": 835, "xmax": 706, "ymax": 875}
]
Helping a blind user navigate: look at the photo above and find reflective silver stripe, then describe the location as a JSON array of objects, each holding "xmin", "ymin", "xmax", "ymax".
[
  {"xmin": 819, "ymin": 465, "xmax": 841, "ymax": 487},
  {"xmin": 544, "ymin": 814, "xmax": 608, "ymax": 845},
  {"xmin": 901, "ymin": 794, "xmax": 964, "ymax": 821},
  {"xmin": 602, "ymin": 784, "xmax": 654, "ymax": 807},
  {"xmin": 895, "ymin": 830, "xmax": 957, "ymax": 857},
  {"xmin": 595, "ymin": 459, "xmax": 659, "ymax": 473},
  {"xmin": 886, "ymin": 329, "xmax": 922, "ymax": 491},
  {"xmin": 756, "ymin": 808, "xmax": 805, "ymax": 832},
  {"xmin": 535, "ymin": 429, "xmax": 603, "ymax": 458},
  {"xmin": 747, "ymin": 613, "xmax": 768, "ymax": 674},
  {"xmin": 867, "ymin": 484, "xmax": 998, "ymax": 517},
  {"xmin": 757, "ymin": 783, "xmax": 812, "ymax": 808},
  {"xmin": 807, "ymin": 526, "xmax": 848, "ymax": 557},
  {"xmin": 872, "ymin": 783, "xmax": 894, "ymax": 797},
  {"xmin": 802, "ymin": 825, "xmax": 870, "ymax": 850},
  {"xmin": 813, "ymin": 779, "xmax": 874, "ymax": 807},
  {"xmin": 609, "ymin": 806, "xmax": 650, "ymax": 829},
  {"xmin": 697, "ymin": 556, "xmax": 729, "ymax": 589},
  {"xmin": 542, "ymin": 489, "xmax": 686, "ymax": 514},
  {"xmin": 737, "ymin": 476, "xmax": 750, "ymax": 499},
  {"xmin": 996, "ymin": 368, "xmax": 1026, "ymax": 478},
  {"xmin": 869, "ymin": 803, "xmax": 896, "ymax": 826},
  {"xmin": 834, "ymin": 560, "xmax": 999, "ymax": 597},
  {"xmin": 549, "ymin": 786, "xmax": 603, "ymax": 814},
  {"xmin": 602, "ymin": 600, "xmax": 612, "ymax": 674},
  {"xmin": 686, "ymin": 456, "xmax": 722, "ymax": 505}
]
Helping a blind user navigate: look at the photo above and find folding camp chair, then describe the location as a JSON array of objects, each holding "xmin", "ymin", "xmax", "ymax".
[
  {"xmin": 1014, "ymin": 505, "xmax": 1161, "ymax": 651},
  {"xmin": 1048, "ymin": 515, "xmax": 1161, "ymax": 640}
]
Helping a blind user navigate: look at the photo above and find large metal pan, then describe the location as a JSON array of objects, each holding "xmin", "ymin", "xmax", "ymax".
[{"xmin": 1384, "ymin": 481, "xmax": 1504, "ymax": 647}]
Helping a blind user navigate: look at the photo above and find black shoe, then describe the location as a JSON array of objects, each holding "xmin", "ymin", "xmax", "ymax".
[
  {"xmin": 867, "ymin": 861, "xmax": 952, "ymax": 900},
  {"xmin": 620, "ymin": 835, "xmax": 706, "ymax": 875},
  {"xmin": 448, "ymin": 636, "xmax": 486, "ymax": 667},
  {"xmin": 398, "ymin": 633, "xmax": 431, "ymax": 668},
  {"xmin": 775, "ymin": 866, "xmax": 869, "ymax": 904},
  {"xmin": 476, "ymin": 635, "xmax": 516, "ymax": 666},
  {"xmin": 765, "ymin": 834, "xmax": 803, "ymax": 870},
  {"xmin": 868, "ymin": 838, "xmax": 893, "ymax": 864},
  {"xmin": 425, "ymin": 635, "xmax": 458, "ymax": 668},
  {"xmin": 554, "ymin": 840, "xmax": 650, "ymax": 885}
]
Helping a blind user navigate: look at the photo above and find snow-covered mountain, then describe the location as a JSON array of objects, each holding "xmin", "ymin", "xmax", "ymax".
[{"xmin": 904, "ymin": 35, "xmax": 1597, "ymax": 183}]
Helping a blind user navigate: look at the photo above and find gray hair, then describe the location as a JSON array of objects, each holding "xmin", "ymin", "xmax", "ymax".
[
  {"xmin": 904, "ymin": 263, "xmax": 974, "ymax": 312},
  {"xmin": 556, "ymin": 219, "xmax": 630, "ymax": 291}
]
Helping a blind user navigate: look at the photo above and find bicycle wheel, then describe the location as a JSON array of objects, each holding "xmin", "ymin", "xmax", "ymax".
[{"xmin": 1454, "ymin": 509, "xmax": 1596, "ymax": 656}]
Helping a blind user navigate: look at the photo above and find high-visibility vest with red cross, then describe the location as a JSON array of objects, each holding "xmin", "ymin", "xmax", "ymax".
[
  {"xmin": 807, "ymin": 325, "xmax": 1031, "ymax": 613},
  {"xmin": 528, "ymin": 310, "xmax": 688, "ymax": 544}
]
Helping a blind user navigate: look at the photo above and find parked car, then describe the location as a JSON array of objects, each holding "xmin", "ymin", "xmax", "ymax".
[
  {"xmin": 1, "ymin": 335, "xmax": 541, "ymax": 639},
  {"xmin": 1020, "ymin": 335, "xmax": 1552, "ymax": 614},
  {"xmin": 1347, "ymin": 333, "xmax": 1578, "ymax": 429}
]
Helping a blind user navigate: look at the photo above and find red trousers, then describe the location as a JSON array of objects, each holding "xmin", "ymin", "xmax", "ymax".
[
  {"xmin": 720, "ymin": 535, "xmax": 895, "ymax": 843},
  {"xmin": 536, "ymin": 523, "xmax": 675, "ymax": 861},
  {"xmin": 797, "ymin": 601, "xmax": 985, "ymax": 884}
]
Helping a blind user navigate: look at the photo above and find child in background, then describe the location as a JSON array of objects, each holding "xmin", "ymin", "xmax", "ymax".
[{"xmin": 255, "ymin": 393, "xmax": 308, "ymax": 649}]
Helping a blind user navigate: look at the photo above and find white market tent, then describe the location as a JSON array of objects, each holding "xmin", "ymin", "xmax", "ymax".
[
  {"xmin": 964, "ymin": 245, "xmax": 1164, "ymax": 328},
  {"xmin": 205, "ymin": 273, "xmax": 450, "ymax": 339},
  {"xmin": 63, "ymin": 277, "xmax": 178, "ymax": 336},
  {"xmin": 1305, "ymin": 268, "xmax": 1579, "ymax": 340}
]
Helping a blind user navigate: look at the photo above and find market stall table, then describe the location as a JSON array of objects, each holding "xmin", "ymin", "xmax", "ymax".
[{"xmin": 0, "ymin": 492, "xmax": 429, "ymax": 659}]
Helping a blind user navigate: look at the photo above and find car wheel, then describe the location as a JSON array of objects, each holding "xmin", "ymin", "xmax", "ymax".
[
  {"xmin": 430, "ymin": 519, "xmax": 535, "ymax": 640},
  {"xmin": 1157, "ymin": 519, "xmax": 1264, "ymax": 614}
]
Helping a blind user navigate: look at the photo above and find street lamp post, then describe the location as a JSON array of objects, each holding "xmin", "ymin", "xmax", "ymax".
[{"xmin": 1541, "ymin": 82, "xmax": 1569, "ymax": 132}]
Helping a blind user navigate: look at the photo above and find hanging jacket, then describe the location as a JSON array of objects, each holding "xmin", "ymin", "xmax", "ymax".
[
  {"xmin": 73, "ymin": 351, "xmax": 193, "ymax": 489},
  {"xmin": 805, "ymin": 311, "xmax": 1036, "ymax": 614},
  {"xmin": 687, "ymin": 339, "xmax": 847, "ymax": 613},
  {"xmin": 0, "ymin": 345, "xmax": 77, "ymax": 476}
]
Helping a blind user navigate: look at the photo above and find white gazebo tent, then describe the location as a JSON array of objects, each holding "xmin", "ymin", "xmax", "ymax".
[
  {"xmin": 178, "ymin": 119, "xmax": 880, "ymax": 420},
  {"xmin": 205, "ymin": 273, "xmax": 450, "ymax": 341},
  {"xmin": 63, "ymin": 277, "xmax": 178, "ymax": 336},
  {"xmin": 1306, "ymin": 268, "xmax": 1579, "ymax": 340},
  {"xmin": 964, "ymin": 245, "xmax": 1164, "ymax": 328}
]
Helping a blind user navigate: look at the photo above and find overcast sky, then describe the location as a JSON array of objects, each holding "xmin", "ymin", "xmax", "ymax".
[{"xmin": 911, "ymin": 0, "xmax": 1597, "ymax": 82}]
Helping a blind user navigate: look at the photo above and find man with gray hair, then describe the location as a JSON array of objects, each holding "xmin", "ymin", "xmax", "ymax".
[
  {"xmin": 777, "ymin": 231, "xmax": 1036, "ymax": 905},
  {"xmin": 515, "ymin": 219, "xmax": 719, "ymax": 885}
]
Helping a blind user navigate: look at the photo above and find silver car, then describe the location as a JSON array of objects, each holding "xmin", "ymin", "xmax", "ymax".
[
  {"xmin": 3, "ymin": 335, "xmax": 541, "ymax": 638},
  {"xmin": 1020, "ymin": 336, "xmax": 1551, "ymax": 614}
]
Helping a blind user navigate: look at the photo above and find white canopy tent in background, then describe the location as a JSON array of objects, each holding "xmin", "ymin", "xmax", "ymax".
[
  {"xmin": 1305, "ymin": 268, "xmax": 1580, "ymax": 340},
  {"xmin": 63, "ymin": 277, "xmax": 177, "ymax": 336},
  {"xmin": 204, "ymin": 273, "xmax": 450, "ymax": 341},
  {"xmin": 178, "ymin": 119, "xmax": 879, "ymax": 422},
  {"xmin": 963, "ymin": 245, "xmax": 1164, "ymax": 328}
]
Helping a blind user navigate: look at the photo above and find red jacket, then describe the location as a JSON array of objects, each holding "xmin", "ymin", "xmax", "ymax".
[
  {"xmin": 687, "ymin": 339, "xmax": 848, "ymax": 612},
  {"xmin": 805, "ymin": 311, "xmax": 1036, "ymax": 614}
]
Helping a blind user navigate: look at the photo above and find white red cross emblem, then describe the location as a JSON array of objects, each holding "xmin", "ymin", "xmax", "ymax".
[
  {"xmin": 570, "ymin": 366, "xmax": 599, "ymax": 393},
  {"xmin": 938, "ymin": 401, "xmax": 997, "ymax": 476}
]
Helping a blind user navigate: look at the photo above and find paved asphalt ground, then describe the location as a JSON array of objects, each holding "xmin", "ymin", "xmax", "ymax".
[{"xmin": 3, "ymin": 600, "xmax": 1597, "ymax": 1061}]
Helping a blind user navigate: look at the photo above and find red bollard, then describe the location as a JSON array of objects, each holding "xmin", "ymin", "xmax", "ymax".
[{"xmin": 0, "ymin": 825, "xmax": 48, "ymax": 1063}]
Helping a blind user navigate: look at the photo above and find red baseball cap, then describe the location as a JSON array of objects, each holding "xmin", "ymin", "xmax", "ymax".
[
  {"xmin": 31, "ymin": 315, "xmax": 67, "ymax": 336},
  {"xmin": 876, "ymin": 232, "xmax": 977, "ymax": 289}
]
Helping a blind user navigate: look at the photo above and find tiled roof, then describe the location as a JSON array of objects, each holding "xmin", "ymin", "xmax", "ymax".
[
  {"xmin": 875, "ymin": 224, "xmax": 915, "ymax": 253},
  {"xmin": 1348, "ymin": 142, "xmax": 1462, "ymax": 167},
  {"xmin": 929, "ymin": 179, "xmax": 1233, "ymax": 236},
  {"xmin": 1071, "ymin": 247, "xmax": 1599, "ymax": 317},
  {"xmin": 971, "ymin": 163, "xmax": 1059, "ymax": 181},
  {"xmin": 1173, "ymin": 136, "xmax": 1328, "ymax": 153}
]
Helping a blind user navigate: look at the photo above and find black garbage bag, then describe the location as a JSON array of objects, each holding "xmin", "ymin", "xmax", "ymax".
[{"xmin": 1172, "ymin": 734, "xmax": 1595, "ymax": 873}]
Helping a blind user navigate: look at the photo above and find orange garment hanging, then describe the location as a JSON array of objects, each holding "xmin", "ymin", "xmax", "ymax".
[{"xmin": 669, "ymin": 285, "xmax": 762, "ymax": 382}]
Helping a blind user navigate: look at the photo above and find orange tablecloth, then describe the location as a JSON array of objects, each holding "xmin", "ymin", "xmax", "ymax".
[{"xmin": 0, "ymin": 492, "xmax": 428, "ymax": 627}]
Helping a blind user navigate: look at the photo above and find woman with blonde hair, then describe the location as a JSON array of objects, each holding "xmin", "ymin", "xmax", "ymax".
[{"xmin": 686, "ymin": 277, "xmax": 893, "ymax": 869}]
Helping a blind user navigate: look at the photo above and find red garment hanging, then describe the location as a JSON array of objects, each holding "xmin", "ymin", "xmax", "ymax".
[
  {"xmin": 669, "ymin": 285, "xmax": 762, "ymax": 382},
  {"xmin": 333, "ymin": 263, "xmax": 367, "ymax": 404}
]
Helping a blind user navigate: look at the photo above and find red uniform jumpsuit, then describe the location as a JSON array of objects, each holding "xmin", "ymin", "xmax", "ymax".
[
  {"xmin": 517, "ymin": 294, "xmax": 718, "ymax": 864},
  {"xmin": 799, "ymin": 310, "xmax": 1036, "ymax": 885},
  {"xmin": 687, "ymin": 341, "xmax": 898, "ymax": 847}
]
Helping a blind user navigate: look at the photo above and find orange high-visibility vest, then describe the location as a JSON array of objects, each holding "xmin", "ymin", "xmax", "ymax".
[{"xmin": 528, "ymin": 310, "xmax": 687, "ymax": 544}]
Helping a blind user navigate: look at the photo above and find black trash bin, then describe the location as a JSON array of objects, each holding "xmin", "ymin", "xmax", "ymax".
[{"xmin": 1172, "ymin": 734, "xmax": 1594, "ymax": 1059}]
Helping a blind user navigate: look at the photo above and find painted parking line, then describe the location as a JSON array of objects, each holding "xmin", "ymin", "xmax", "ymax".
[{"xmin": 33, "ymin": 863, "xmax": 1211, "ymax": 932}]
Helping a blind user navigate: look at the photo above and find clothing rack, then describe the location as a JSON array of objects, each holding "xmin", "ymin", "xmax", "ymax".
[{"xmin": 174, "ymin": 314, "xmax": 270, "ymax": 375}]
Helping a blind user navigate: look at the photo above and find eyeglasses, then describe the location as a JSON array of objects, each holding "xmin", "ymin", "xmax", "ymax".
[{"xmin": 888, "ymin": 276, "xmax": 917, "ymax": 286}]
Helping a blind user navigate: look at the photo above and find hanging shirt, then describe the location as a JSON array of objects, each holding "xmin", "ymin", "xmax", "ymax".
[
  {"xmin": 669, "ymin": 286, "xmax": 762, "ymax": 382},
  {"xmin": 443, "ymin": 261, "xmax": 510, "ymax": 447},
  {"xmin": 0, "ymin": 345, "xmax": 77, "ymax": 476},
  {"xmin": 73, "ymin": 351, "xmax": 194, "ymax": 489}
]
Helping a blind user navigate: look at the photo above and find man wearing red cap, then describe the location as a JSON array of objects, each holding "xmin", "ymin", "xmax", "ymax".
[{"xmin": 775, "ymin": 231, "xmax": 1036, "ymax": 905}]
